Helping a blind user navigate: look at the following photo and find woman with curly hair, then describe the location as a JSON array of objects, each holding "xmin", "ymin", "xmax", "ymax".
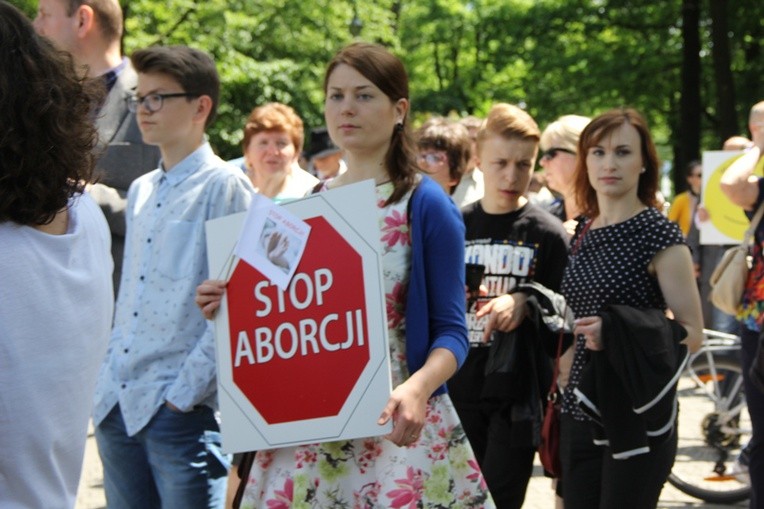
[{"xmin": 0, "ymin": 2, "xmax": 114, "ymax": 506}]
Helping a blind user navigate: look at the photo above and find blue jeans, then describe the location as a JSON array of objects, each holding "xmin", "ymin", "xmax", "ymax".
[
  {"xmin": 711, "ymin": 306, "xmax": 739, "ymax": 335},
  {"xmin": 95, "ymin": 404, "xmax": 229, "ymax": 509}
]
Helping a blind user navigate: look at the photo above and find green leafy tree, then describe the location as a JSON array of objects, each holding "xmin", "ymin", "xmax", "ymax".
[
  {"xmin": 10, "ymin": 0, "xmax": 763, "ymax": 185},
  {"xmin": 122, "ymin": 0, "xmax": 398, "ymax": 159}
]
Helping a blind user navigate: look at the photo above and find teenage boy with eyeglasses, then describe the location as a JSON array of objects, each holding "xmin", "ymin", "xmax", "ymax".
[{"xmin": 92, "ymin": 45, "xmax": 254, "ymax": 509}]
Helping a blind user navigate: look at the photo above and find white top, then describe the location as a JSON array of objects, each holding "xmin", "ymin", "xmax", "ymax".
[
  {"xmin": 272, "ymin": 163, "xmax": 320, "ymax": 203},
  {"xmin": 0, "ymin": 193, "xmax": 113, "ymax": 509}
]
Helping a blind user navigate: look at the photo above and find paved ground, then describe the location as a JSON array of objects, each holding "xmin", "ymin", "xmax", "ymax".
[
  {"xmin": 76, "ymin": 373, "xmax": 750, "ymax": 508},
  {"xmin": 75, "ymin": 426, "xmax": 747, "ymax": 508}
]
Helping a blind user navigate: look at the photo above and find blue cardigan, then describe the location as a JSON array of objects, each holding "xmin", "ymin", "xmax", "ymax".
[{"xmin": 404, "ymin": 176, "xmax": 469, "ymax": 397}]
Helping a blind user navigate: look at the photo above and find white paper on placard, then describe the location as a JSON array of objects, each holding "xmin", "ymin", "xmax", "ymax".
[
  {"xmin": 205, "ymin": 179, "xmax": 393, "ymax": 454},
  {"xmin": 234, "ymin": 194, "xmax": 311, "ymax": 290}
]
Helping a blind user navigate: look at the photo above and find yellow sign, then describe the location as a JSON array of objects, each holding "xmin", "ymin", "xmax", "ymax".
[{"xmin": 702, "ymin": 151, "xmax": 764, "ymax": 243}]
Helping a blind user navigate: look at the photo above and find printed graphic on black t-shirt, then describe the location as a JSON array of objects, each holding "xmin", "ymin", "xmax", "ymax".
[
  {"xmin": 466, "ymin": 239, "xmax": 538, "ymax": 346},
  {"xmin": 461, "ymin": 201, "xmax": 569, "ymax": 347}
]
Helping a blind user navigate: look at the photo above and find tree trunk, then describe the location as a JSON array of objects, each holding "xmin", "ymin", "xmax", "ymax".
[
  {"xmin": 740, "ymin": 1, "xmax": 763, "ymax": 117},
  {"xmin": 676, "ymin": 0, "xmax": 702, "ymax": 194},
  {"xmin": 709, "ymin": 0, "xmax": 738, "ymax": 145}
]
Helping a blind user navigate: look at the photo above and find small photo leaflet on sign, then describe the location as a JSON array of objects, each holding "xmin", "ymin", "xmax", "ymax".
[
  {"xmin": 205, "ymin": 179, "xmax": 393, "ymax": 453},
  {"xmin": 235, "ymin": 193, "xmax": 311, "ymax": 290}
]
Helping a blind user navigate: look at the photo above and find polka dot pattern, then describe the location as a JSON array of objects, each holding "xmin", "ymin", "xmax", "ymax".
[{"xmin": 560, "ymin": 208, "xmax": 685, "ymax": 420}]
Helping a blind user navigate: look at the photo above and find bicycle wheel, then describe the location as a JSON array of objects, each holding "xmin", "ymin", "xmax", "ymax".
[{"xmin": 668, "ymin": 355, "xmax": 751, "ymax": 504}]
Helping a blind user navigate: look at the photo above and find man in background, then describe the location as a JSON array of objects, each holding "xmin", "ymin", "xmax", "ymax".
[
  {"xmin": 307, "ymin": 126, "xmax": 346, "ymax": 180},
  {"xmin": 34, "ymin": 0, "xmax": 160, "ymax": 295}
]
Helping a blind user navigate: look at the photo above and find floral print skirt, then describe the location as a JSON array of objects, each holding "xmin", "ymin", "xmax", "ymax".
[
  {"xmin": 238, "ymin": 180, "xmax": 494, "ymax": 508},
  {"xmin": 238, "ymin": 393, "xmax": 494, "ymax": 508}
]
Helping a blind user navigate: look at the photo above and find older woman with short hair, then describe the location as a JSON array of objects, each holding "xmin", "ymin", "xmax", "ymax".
[{"xmin": 241, "ymin": 102, "xmax": 318, "ymax": 202}]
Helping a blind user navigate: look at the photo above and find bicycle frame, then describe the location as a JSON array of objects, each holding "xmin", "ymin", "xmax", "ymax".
[
  {"xmin": 668, "ymin": 328, "xmax": 751, "ymax": 504},
  {"xmin": 687, "ymin": 330, "xmax": 750, "ymax": 433}
]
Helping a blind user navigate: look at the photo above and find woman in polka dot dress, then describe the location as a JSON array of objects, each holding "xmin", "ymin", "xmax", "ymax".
[{"xmin": 557, "ymin": 108, "xmax": 704, "ymax": 508}]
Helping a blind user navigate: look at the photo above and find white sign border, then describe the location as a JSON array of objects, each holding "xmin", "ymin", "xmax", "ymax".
[{"xmin": 206, "ymin": 180, "xmax": 393, "ymax": 453}]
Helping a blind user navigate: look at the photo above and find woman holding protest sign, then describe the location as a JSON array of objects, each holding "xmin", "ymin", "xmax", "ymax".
[{"xmin": 196, "ymin": 42, "xmax": 493, "ymax": 507}]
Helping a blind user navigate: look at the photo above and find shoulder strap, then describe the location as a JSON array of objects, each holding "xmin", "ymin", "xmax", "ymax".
[
  {"xmin": 310, "ymin": 181, "xmax": 324, "ymax": 195},
  {"xmin": 547, "ymin": 220, "xmax": 591, "ymax": 397},
  {"xmin": 743, "ymin": 200, "xmax": 764, "ymax": 247},
  {"xmin": 571, "ymin": 219, "xmax": 592, "ymax": 255},
  {"xmin": 547, "ymin": 305, "xmax": 567, "ymax": 398},
  {"xmin": 232, "ymin": 451, "xmax": 256, "ymax": 509}
]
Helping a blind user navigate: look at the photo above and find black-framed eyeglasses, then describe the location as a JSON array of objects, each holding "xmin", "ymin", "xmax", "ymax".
[
  {"xmin": 540, "ymin": 147, "xmax": 576, "ymax": 161},
  {"xmin": 126, "ymin": 92, "xmax": 199, "ymax": 113}
]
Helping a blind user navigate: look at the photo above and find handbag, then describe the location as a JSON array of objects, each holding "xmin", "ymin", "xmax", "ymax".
[
  {"xmin": 709, "ymin": 201, "xmax": 764, "ymax": 315},
  {"xmin": 538, "ymin": 328, "xmax": 564, "ymax": 477},
  {"xmin": 538, "ymin": 220, "xmax": 590, "ymax": 477}
]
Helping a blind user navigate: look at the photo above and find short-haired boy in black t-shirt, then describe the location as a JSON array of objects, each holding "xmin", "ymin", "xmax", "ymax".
[{"xmin": 447, "ymin": 103, "xmax": 569, "ymax": 509}]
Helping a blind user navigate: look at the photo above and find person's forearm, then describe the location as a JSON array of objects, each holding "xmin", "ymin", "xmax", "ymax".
[
  {"xmin": 166, "ymin": 327, "xmax": 217, "ymax": 410},
  {"xmin": 720, "ymin": 147, "xmax": 761, "ymax": 208},
  {"xmin": 406, "ymin": 347, "xmax": 458, "ymax": 397}
]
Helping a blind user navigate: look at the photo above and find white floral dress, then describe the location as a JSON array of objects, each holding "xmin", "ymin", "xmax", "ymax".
[{"xmin": 239, "ymin": 182, "xmax": 494, "ymax": 508}]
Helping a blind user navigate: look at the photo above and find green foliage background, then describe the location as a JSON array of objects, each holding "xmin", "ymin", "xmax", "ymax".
[{"xmin": 10, "ymin": 0, "xmax": 764, "ymax": 193}]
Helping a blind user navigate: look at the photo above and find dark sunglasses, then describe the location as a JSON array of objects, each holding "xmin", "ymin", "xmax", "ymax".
[{"xmin": 540, "ymin": 147, "xmax": 576, "ymax": 161}]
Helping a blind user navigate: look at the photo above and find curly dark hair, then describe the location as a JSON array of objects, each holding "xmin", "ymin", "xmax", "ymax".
[{"xmin": 0, "ymin": 1, "xmax": 101, "ymax": 226}]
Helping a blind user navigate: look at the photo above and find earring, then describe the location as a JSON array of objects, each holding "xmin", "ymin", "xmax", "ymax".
[
  {"xmin": 640, "ymin": 167, "xmax": 646, "ymax": 174},
  {"xmin": 395, "ymin": 122, "xmax": 404, "ymax": 132}
]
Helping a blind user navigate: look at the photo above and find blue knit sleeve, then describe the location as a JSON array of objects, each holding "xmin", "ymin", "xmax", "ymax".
[{"xmin": 416, "ymin": 179, "xmax": 469, "ymax": 369}]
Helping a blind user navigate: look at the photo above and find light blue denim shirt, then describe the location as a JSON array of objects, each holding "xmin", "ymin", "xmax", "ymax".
[{"xmin": 93, "ymin": 142, "xmax": 254, "ymax": 436}]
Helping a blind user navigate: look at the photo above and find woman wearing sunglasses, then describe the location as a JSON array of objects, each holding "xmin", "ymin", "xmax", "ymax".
[{"xmin": 539, "ymin": 115, "xmax": 591, "ymax": 235}]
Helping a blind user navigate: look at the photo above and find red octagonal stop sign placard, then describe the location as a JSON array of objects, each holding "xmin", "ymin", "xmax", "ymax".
[
  {"xmin": 206, "ymin": 181, "xmax": 391, "ymax": 452},
  {"xmin": 227, "ymin": 216, "xmax": 369, "ymax": 424}
]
